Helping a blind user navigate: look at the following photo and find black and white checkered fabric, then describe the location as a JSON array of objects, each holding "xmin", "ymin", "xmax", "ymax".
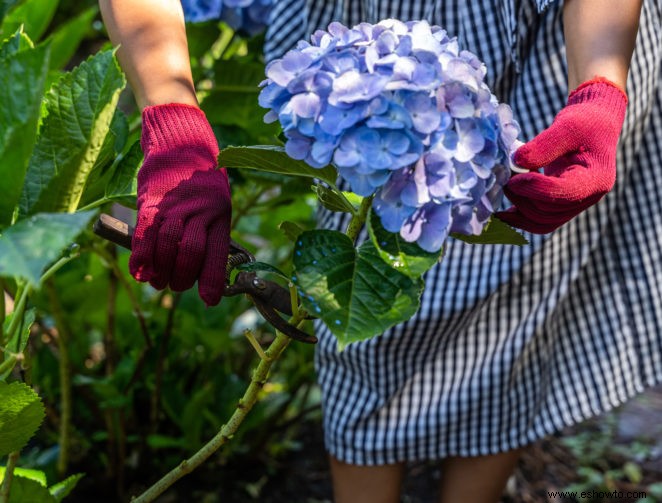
[{"xmin": 264, "ymin": 0, "xmax": 662, "ymax": 464}]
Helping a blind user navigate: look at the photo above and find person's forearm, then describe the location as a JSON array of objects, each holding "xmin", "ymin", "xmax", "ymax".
[
  {"xmin": 99, "ymin": 0, "xmax": 198, "ymax": 109},
  {"xmin": 563, "ymin": 0, "xmax": 642, "ymax": 92}
]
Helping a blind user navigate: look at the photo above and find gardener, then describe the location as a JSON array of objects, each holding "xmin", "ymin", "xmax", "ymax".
[{"xmin": 99, "ymin": 0, "xmax": 661, "ymax": 501}]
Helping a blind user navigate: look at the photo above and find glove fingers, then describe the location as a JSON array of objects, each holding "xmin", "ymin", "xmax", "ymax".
[
  {"xmin": 504, "ymin": 187, "xmax": 575, "ymax": 224},
  {"xmin": 129, "ymin": 208, "xmax": 161, "ymax": 283},
  {"xmin": 513, "ymin": 117, "xmax": 579, "ymax": 170},
  {"xmin": 198, "ymin": 217, "xmax": 231, "ymax": 307},
  {"xmin": 494, "ymin": 208, "xmax": 561, "ymax": 234},
  {"xmin": 170, "ymin": 216, "xmax": 209, "ymax": 292},
  {"xmin": 150, "ymin": 217, "xmax": 185, "ymax": 290},
  {"xmin": 506, "ymin": 167, "xmax": 600, "ymax": 204}
]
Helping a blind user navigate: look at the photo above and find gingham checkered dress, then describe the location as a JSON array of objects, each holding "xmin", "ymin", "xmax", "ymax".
[{"xmin": 263, "ymin": 0, "xmax": 662, "ymax": 463}]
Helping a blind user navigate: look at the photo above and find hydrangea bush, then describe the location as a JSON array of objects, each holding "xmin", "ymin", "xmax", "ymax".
[
  {"xmin": 259, "ymin": 19, "xmax": 520, "ymax": 252},
  {"xmin": 181, "ymin": 0, "xmax": 273, "ymax": 35}
]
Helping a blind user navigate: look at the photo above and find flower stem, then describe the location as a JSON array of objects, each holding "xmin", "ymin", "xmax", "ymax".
[
  {"xmin": 131, "ymin": 309, "xmax": 308, "ymax": 503},
  {"xmin": 345, "ymin": 195, "xmax": 374, "ymax": 243},
  {"xmin": 132, "ymin": 334, "xmax": 291, "ymax": 502},
  {"xmin": 0, "ymin": 451, "xmax": 19, "ymax": 503},
  {"xmin": 5, "ymin": 285, "xmax": 30, "ymax": 342}
]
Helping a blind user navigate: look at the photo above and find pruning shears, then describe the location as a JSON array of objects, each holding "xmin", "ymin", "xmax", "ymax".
[{"xmin": 93, "ymin": 214, "xmax": 317, "ymax": 344}]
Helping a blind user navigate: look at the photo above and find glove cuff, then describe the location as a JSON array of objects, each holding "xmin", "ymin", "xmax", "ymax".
[
  {"xmin": 141, "ymin": 103, "xmax": 219, "ymax": 158},
  {"xmin": 567, "ymin": 77, "xmax": 628, "ymax": 109}
]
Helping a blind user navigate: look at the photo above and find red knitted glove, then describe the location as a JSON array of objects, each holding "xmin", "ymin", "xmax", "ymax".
[
  {"xmin": 495, "ymin": 77, "xmax": 627, "ymax": 234},
  {"xmin": 130, "ymin": 104, "xmax": 232, "ymax": 306}
]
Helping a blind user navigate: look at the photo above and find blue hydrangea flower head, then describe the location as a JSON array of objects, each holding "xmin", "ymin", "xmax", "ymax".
[
  {"xmin": 259, "ymin": 19, "xmax": 521, "ymax": 252},
  {"xmin": 181, "ymin": 0, "xmax": 273, "ymax": 36}
]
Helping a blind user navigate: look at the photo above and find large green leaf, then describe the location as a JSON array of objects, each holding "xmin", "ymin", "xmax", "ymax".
[
  {"xmin": 19, "ymin": 49, "xmax": 126, "ymax": 216},
  {"xmin": 2, "ymin": 476, "xmax": 56, "ymax": 503},
  {"xmin": 0, "ymin": 381, "xmax": 45, "ymax": 456},
  {"xmin": 45, "ymin": 6, "xmax": 97, "ymax": 70},
  {"xmin": 0, "ymin": 211, "xmax": 96, "ymax": 287},
  {"xmin": 0, "ymin": 35, "xmax": 50, "ymax": 228},
  {"xmin": 450, "ymin": 216, "xmax": 528, "ymax": 245},
  {"xmin": 0, "ymin": 0, "xmax": 59, "ymax": 41},
  {"xmin": 367, "ymin": 210, "xmax": 443, "ymax": 278},
  {"xmin": 293, "ymin": 230, "xmax": 423, "ymax": 349},
  {"xmin": 219, "ymin": 146, "xmax": 338, "ymax": 186}
]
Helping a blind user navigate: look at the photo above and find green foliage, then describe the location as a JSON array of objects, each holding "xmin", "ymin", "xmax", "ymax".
[
  {"xmin": 312, "ymin": 185, "xmax": 357, "ymax": 214},
  {"xmin": 0, "ymin": 469, "xmax": 83, "ymax": 503},
  {"xmin": 220, "ymin": 146, "xmax": 338, "ymax": 186},
  {"xmin": 19, "ymin": 49, "xmax": 126, "ymax": 215},
  {"xmin": 1, "ymin": 309, "xmax": 34, "ymax": 379},
  {"xmin": 44, "ymin": 6, "xmax": 96, "ymax": 70},
  {"xmin": 450, "ymin": 216, "xmax": 528, "ymax": 245},
  {"xmin": 293, "ymin": 230, "xmax": 424, "ymax": 349},
  {"xmin": 48, "ymin": 473, "xmax": 84, "ymax": 502},
  {"xmin": 0, "ymin": 31, "xmax": 50, "ymax": 228},
  {"xmin": 367, "ymin": 209, "xmax": 442, "ymax": 278},
  {"xmin": 561, "ymin": 418, "xmax": 659, "ymax": 500},
  {"xmin": 0, "ymin": 382, "xmax": 45, "ymax": 456},
  {"xmin": 1, "ymin": 475, "xmax": 56, "ymax": 503},
  {"xmin": 0, "ymin": 0, "xmax": 59, "ymax": 41},
  {"xmin": 0, "ymin": 211, "xmax": 96, "ymax": 287},
  {"xmin": 0, "ymin": 466, "xmax": 46, "ymax": 486}
]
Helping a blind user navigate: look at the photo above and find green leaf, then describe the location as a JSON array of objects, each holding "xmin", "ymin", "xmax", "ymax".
[
  {"xmin": 78, "ymin": 111, "xmax": 132, "ymax": 209},
  {"xmin": 0, "ymin": 211, "xmax": 96, "ymax": 287},
  {"xmin": 0, "ymin": 381, "xmax": 45, "ymax": 456},
  {"xmin": 312, "ymin": 185, "xmax": 357, "ymax": 214},
  {"xmin": 0, "ymin": 0, "xmax": 59, "ymax": 41},
  {"xmin": 19, "ymin": 49, "xmax": 126, "ymax": 216},
  {"xmin": 219, "ymin": 146, "xmax": 338, "ymax": 187},
  {"xmin": 0, "ymin": 466, "xmax": 46, "ymax": 486},
  {"xmin": 623, "ymin": 461, "xmax": 643, "ymax": 484},
  {"xmin": 341, "ymin": 191, "xmax": 363, "ymax": 208},
  {"xmin": 49, "ymin": 473, "xmax": 84, "ymax": 503},
  {"xmin": 367, "ymin": 210, "xmax": 442, "ymax": 278},
  {"xmin": 44, "ymin": 7, "xmax": 96, "ymax": 70},
  {"xmin": 293, "ymin": 230, "xmax": 423, "ymax": 349},
  {"xmin": 0, "ymin": 37, "xmax": 50, "ymax": 228},
  {"xmin": 279, "ymin": 221, "xmax": 304, "ymax": 242},
  {"xmin": 450, "ymin": 217, "xmax": 528, "ymax": 246},
  {"xmin": 103, "ymin": 140, "xmax": 142, "ymax": 206},
  {"xmin": 0, "ymin": 28, "xmax": 33, "ymax": 59},
  {"xmin": 2, "ymin": 476, "xmax": 56, "ymax": 503},
  {"xmin": 235, "ymin": 261, "xmax": 289, "ymax": 281}
]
